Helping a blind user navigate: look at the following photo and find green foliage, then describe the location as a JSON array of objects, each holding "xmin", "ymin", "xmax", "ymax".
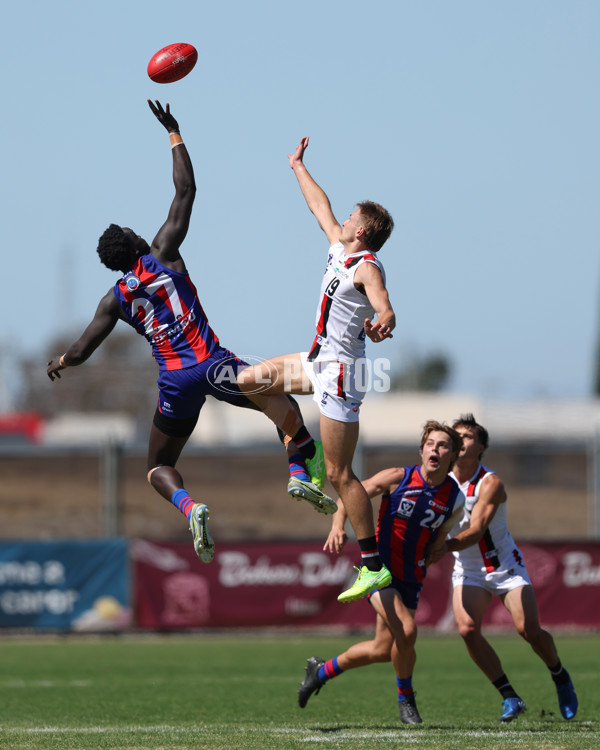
[
  {"xmin": 390, "ymin": 352, "xmax": 452, "ymax": 392},
  {"xmin": 0, "ymin": 633, "xmax": 597, "ymax": 749}
]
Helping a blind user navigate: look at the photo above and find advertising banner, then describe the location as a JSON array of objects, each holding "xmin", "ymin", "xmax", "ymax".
[
  {"xmin": 132, "ymin": 539, "xmax": 600, "ymax": 631},
  {"xmin": 0, "ymin": 540, "xmax": 131, "ymax": 630}
]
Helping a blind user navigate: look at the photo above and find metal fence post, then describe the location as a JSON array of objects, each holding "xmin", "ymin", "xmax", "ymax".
[
  {"xmin": 101, "ymin": 438, "xmax": 122, "ymax": 537},
  {"xmin": 591, "ymin": 427, "xmax": 600, "ymax": 540}
]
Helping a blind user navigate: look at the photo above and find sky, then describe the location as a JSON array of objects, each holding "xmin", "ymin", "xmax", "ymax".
[{"xmin": 1, "ymin": 0, "xmax": 599, "ymax": 408}]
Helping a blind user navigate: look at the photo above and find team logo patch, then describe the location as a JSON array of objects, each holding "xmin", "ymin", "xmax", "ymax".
[
  {"xmin": 126, "ymin": 275, "xmax": 141, "ymax": 291},
  {"xmin": 397, "ymin": 497, "xmax": 416, "ymax": 519}
]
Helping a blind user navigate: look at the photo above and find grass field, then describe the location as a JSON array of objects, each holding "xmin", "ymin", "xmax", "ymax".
[{"xmin": 0, "ymin": 632, "xmax": 597, "ymax": 750}]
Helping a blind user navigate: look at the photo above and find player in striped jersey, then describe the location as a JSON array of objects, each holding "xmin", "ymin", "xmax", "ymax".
[
  {"xmin": 298, "ymin": 421, "xmax": 465, "ymax": 724},
  {"xmin": 238, "ymin": 135, "xmax": 396, "ymax": 604},
  {"xmin": 435, "ymin": 414, "xmax": 577, "ymax": 722},
  {"xmin": 47, "ymin": 100, "xmax": 336, "ymax": 565}
]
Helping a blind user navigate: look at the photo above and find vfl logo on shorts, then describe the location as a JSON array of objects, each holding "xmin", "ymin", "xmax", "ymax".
[{"xmin": 397, "ymin": 498, "xmax": 416, "ymax": 519}]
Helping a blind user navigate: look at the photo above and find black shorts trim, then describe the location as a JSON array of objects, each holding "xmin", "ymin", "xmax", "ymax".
[{"xmin": 153, "ymin": 409, "xmax": 199, "ymax": 438}]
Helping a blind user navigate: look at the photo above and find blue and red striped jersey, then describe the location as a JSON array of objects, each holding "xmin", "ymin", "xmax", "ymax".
[
  {"xmin": 377, "ymin": 465, "xmax": 462, "ymax": 584},
  {"xmin": 113, "ymin": 253, "xmax": 219, "ymax": 371}
]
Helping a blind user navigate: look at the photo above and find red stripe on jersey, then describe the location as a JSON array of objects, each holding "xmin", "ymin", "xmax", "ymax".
[
  {"xmin": 308, "ymin": 294, "xmax": 333, "ymax": 361},
  {"xmin": 344, "ymin": 253, "xmax": 377, "ymax": 269},
  {"xmin": 176, "ymin": 276, "xmax": 216, "ymax": 366},
  {"xmin": 466, "ymin": 465, "xmax": 488, "ymax": 496},
  {"xmin": 316, "ymin": 293, "xmax": 332, "ymax": 337},
  {"xmin": 337, "ymin": 364, "xmax": 345, "ymax": 398},
  {"xmin": 468, "ymin": 465, "xmax": 499, "ymax": 572}
]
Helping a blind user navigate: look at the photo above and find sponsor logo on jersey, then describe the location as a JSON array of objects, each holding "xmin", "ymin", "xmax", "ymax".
[
  {"xmin": 126, "ymin": 274, "xmax": 141, "ymax": 291},
  {"xmin": 428, "ymin": 499, "xmax": 448, "ymax": 513}
]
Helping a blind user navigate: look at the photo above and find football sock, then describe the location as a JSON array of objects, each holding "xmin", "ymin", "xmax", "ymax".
[
  {"xmin": 318, "ymin": 657, "xmax": 343, "ymax": 684},
  {"xmin": 396, "ymin": 676, "xmax": 414, "ymax": 703},
  {"xmin": 288, "ymin": 454, "xmax": 310, "ymax": 482},
  {"xmin": 492, "ymin": 674, "xmax": 520, "ymax": 700},
  {"xmin": 291, "ymin": 426, "xmax": 316, "ymax": 461},
  {"xmin": 358, "ymin": 536, "xmax": 382, "ymax": 571},
  {"xmin": 549, "ymin": 661, "xmax": 570, "ymax": 685},
  {"xmin": 170, "ymin": 488, "xmax": 195, "ymax": 521}
]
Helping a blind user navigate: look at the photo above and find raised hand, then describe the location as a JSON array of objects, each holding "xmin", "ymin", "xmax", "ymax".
[
  {"xmin": 147, "ymin": 99, "xmax": 180, "ymax": 134},
  {"xmin": 288, "ymin": 136, "xmax": 309, "ymax": 169}
]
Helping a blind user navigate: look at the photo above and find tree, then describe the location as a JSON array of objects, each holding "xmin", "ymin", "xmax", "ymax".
[
  {"xmin": 20, "ymin": 329, "xmax": 159, "ymax": 428},
  {"xmin": 390, "ymin": 352, "xmax": 452, "ymax": 392}
]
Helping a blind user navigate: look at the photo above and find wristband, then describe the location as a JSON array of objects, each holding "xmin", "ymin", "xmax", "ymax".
[
  {"xmin": 59, "ymin": 354, "xmax": 68, "ymax": 368},
  {"xmin": 169, "ymin": 132, "xmax": 183, "ymax": 148}
]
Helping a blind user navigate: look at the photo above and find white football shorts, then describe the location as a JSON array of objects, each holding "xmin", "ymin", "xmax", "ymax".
[
  {"xmin": 452, "ymin": 565, "xmax": 532, "ymax": 594},
  {"xmin": 301, "ymin": 353, "xmax": 367, "ymax": 423}
]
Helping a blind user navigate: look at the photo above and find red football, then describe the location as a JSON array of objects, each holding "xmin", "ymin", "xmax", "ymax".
[{"xmin": 147, "ymin": 43, "xmax": 198, "ymax": 84}]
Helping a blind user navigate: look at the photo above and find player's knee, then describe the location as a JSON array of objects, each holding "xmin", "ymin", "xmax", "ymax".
[
  {"xmin": 457, "ymin": 620, "xmax": 478, "ymax": 641},
  {"xmin": 519, "ymin": 621, "xmax": 541, "ymax": 642},
  {"xmin": 405, "ymin": 622, "xmax": 418, "ymax": 646},
  {"xmin": 371, "ymin": 644, "xmax": 392, "ymax": 663},
  {"xmin": 147, "ymin": 465, "xmax": 181, "ymax": 487},
  {"xmin": 147, "ymin": 466, "xmax": 163, "ymax": 485},
  {"xmin": 325, "ymin": 463, "xmax": 351, "ymax": 489}
]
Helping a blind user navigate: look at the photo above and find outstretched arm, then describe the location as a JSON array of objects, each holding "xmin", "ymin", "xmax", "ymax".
[
  {"xmin": 288, "ymin": 137, "xmax": 341, "ymax": 245},
  {"xmin": 47, "ymin": 291, "xmax": 122, "ymax": 381},
  {"xmin": 148, "ymin": 100, "xmax": 197, "ymax": 264},
  {"xmin": 323, "ymin": 467, "xmax": 405, "ymax": 553},
  {"xmin": 427, "ymin": 476, "xmax": 505, "ymax": 564}
]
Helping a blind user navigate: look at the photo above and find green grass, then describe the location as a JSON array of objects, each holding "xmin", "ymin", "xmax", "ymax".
[{"xmin": 0, "ymin": 632, "xmax": 597, "ymax": 749}]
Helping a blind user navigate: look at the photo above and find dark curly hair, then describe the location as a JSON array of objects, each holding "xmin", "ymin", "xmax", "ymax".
[{"xmin": 97, "ymin": 224, "xmax": 136, "ymax": 272}]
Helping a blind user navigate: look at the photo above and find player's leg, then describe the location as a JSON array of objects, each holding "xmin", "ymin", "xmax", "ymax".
[
  {"xmin": 502, "ymin": 585, "xmax": 556, "ymax": 660},
  {"xmin": 319, "ymin": 414, "xmax": 390, "ymax": 602},
  {"xmin": 371, "ymin": 588, "xmax": 421, "ymax": 724},
  {"xmin": 237, "ymin": 352, "xmax": 310, "ymax": 396},
  {"xmin": 454, "ymin": 583, "xmax": 525, "ymax": 722},
  {"xmin": 298, "ymin": 610, "xmax": 393, "ymax": 708},
  {"xmin": 236, "ymin": 354, "xmax": 329, "ymax": 492},
  {"xmin": 147, "ymin": 394, "xmax": 214, "ymax": 563},
  {"xmin": 248, "ymin": 389, "xmax": 335, "ymax": 513},
  {"xmin": 453, "ymin": 584, "xmax": 502, "ymax": 678},
  {"xmin": 216, "ymin": 349, "xmax": 335, "ymax": 512},
  {"xmin": 502, "ymin": 585, "xmax": 577, "ymax": 719}
]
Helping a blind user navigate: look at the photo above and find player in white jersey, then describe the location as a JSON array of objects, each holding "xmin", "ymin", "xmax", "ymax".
[
  {"xmin": 431, "ymin": 414, "xmax": 578, "ymax": 723},
  {"xmin": 238, "ymin": 136, "xmax": 396, "ymax": 603}
]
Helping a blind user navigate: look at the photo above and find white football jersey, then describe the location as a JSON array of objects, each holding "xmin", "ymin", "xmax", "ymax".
[
  {"xmin": 449, "ymin": 464, "xmax": 522, "ymax": 575},
  {"xmin": 308, "ymin": 242, "xmax": 386, "ymax": 364}
]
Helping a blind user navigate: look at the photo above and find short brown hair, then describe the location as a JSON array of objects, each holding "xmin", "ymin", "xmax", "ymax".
[
  {"xmin": 420, "ymin": 420, "xmax": 463, "ymax": 456},
  {"xmin": 452, "ymin": 413, "xmax": 489, "ymax": 453},
  {"xmin": 356, "ymin": 200, "xmax": 394, "ymax": 252}
]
